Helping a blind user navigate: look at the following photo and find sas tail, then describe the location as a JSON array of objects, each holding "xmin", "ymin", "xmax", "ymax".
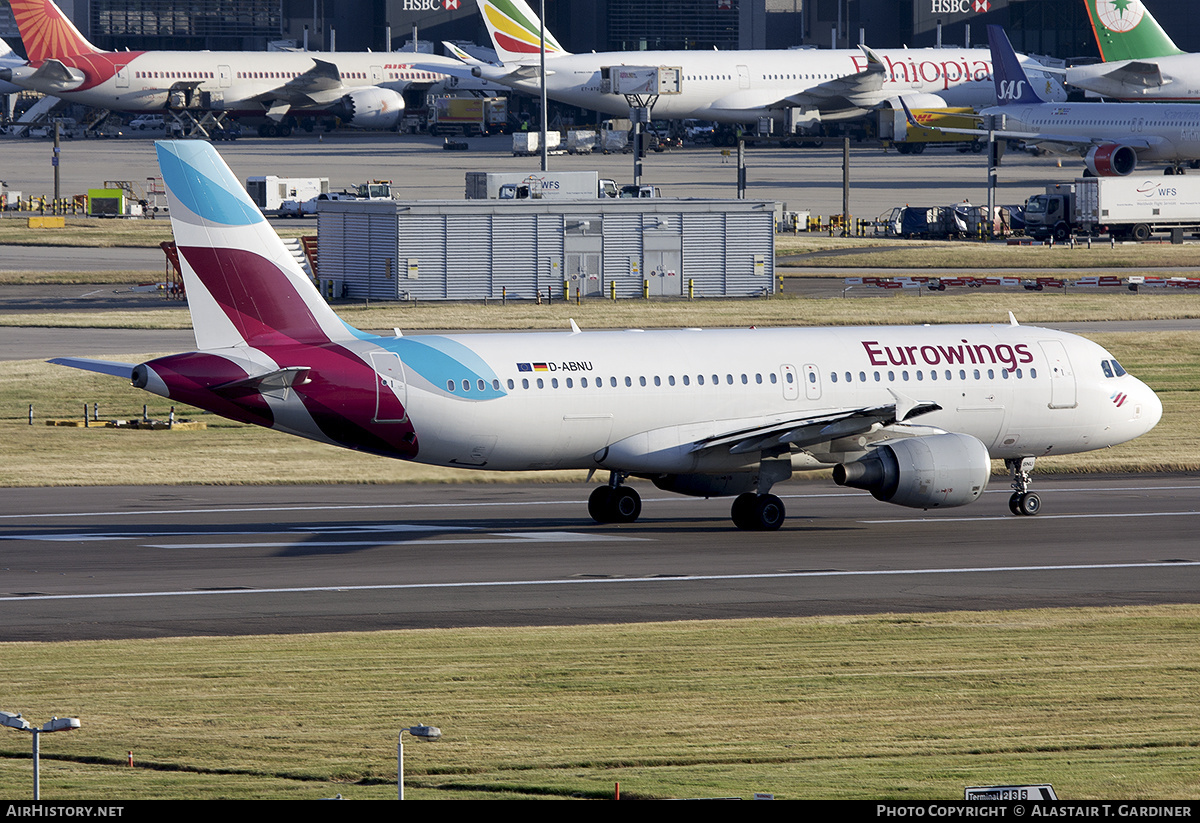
[
  {"xmin": 156, "ymin": 140, "xmax": 361, "ymax": 351},
  {"xmin": 10, "ymin": 0, "xmax": 104, "ymax": 64},
  {"xmin": 475, "ymin": 0, "xmax": 569, "ymax": 63},
  {"xmin": 1084, "ymin": 0, "xmax": 1183, "ymax": 61},
  {"xmin": 987, "ymin": 25, "xmax": 1046, "ymax": 106}
]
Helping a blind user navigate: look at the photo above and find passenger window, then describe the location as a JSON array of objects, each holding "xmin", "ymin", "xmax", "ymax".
[{"xmin": 447, "ymin": 380, "xmax": 455, "ymax": 392}]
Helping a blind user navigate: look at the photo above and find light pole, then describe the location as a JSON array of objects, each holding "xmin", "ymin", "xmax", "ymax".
[
  {"xmin": 2, "ymin": 711, "xmax": 81, "ymax": 800},
  {"xmin": 397, "ymin": 723, "xmax": 441, "ymax": 800}
]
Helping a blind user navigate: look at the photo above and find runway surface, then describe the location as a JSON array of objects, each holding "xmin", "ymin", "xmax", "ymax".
[{"xmin": 1, "ymin": 476, "xmax": 1197, "ymax": 641}]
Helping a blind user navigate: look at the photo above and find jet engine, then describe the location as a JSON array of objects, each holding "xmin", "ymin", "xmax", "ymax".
[
  {"xmin": 832, "ymin": 432, "xmax": 990, "ymax": 509},
  {"xmin": 338, "ymin": 87, "xmax": 405, "ymax": 129},
  {"xmin": 1085, "ymin": 144, "xmax": 1137, "ymax": 177}
]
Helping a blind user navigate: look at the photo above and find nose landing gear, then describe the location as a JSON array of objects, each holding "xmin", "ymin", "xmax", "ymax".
[{"xmin": 1006, "ymin": 457, "xmax": 1041, "ymax": 516}]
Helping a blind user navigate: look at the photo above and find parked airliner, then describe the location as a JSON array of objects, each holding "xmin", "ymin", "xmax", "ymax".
[
  {"xmin": 1067, "ymin": 0, "xmax": 1200, "ymax": 103},
  {"xmin": 0, "ymin": 0, "xmax": 460, "ymax": 132},
  {"xmin": 50, "ymin": 142, "xmax": 1160, "ymax": 530},
  {"xmin": 446, "ymin": 0, "xmax": 1062, "ymax": 128},
  {"xmin": 905, "ymin": 25, "xmax": 1200, "ymax": 176}
]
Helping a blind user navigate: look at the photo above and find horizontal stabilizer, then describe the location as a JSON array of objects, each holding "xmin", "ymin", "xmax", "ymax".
[
  {"xmin": 213, "ymin": 366, "xmax": 311, "ymax": 395},
  {"xmin": 47, "ymin": 357, "xmax": 136, "ymax": 379}
]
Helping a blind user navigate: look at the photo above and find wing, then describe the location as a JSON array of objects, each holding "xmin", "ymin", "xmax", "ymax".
[
  {"xmin": 692, "ymin": 388, "xmax": 939, "ymax": 457},
  {"xmin": 775, "ymin": 45, "xmax": 887, "ymax": 111},
  {"xmin": 1096, "ymin": 61, "xmax": 1168, "ymax": 90}
]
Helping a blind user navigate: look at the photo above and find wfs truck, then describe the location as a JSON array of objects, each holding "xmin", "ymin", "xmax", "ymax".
[{"xmin": 1025, "ymin": 177, "xmax": 1200, "ymax": 242}]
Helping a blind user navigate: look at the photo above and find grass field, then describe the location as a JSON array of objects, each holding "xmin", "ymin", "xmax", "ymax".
[{"xmin": 2, "ymin": 606, "xmax": 1199, "ymax": 800}]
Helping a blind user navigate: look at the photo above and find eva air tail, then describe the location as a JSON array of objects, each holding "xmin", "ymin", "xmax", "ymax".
[
  {"xmin": 1084, "ymin": 0, "xmax": 1183, "ymax": 61},
  {"xmin": 476, "ymin": 0, "xmax": 569, "ymax": 63}
]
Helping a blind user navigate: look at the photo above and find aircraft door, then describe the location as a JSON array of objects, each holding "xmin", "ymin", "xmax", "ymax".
[
  {"xmin": 218, "ymin": 65, "xmax": 232, "ymax": 88},
  {"xmin": 116, "ymin": 65, "xmax": 130, "ymax": 88},
  {"xmin": 780, "ymin": 364, "xmax": 799, "ymax": 400},
  {"xmin": 737, "ymin": 65, "xmax": 750, "ymax": 90},
  {"xmin": 803, "ymin": 363, "xmax": 822, "ymax": 401},
  {"xmin": 370, "ymin": 350, "xmax": 408, "ymax": 422},
  {"xmin": 1039, "ymin": 340, "xmax": 1077, "ymax": 409},
  {"xmin": 371, "ymin": 65, "xmax": 384, "ymax": 83}
]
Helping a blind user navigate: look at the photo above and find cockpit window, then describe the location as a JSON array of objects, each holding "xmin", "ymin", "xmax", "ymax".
[
  {"xmin": 1101, "ymin": 360, "xmax": 1113, "ymax": 378},
  {"xmin": 1112, "ymin": 360, "xmax": 1127, "ymax": 377}
]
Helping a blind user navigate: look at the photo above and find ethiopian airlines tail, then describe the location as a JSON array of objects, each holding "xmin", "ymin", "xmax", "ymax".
[
  {"xmin": 1084, "ymin": 0, "xmax": 1183, "ymax": 62},
  {"xmin": 476, "ymin": 0, "xmax": 569, "ymax": 63},
  {"xmin": 988, "ymin": 25, "xmax": 1047, "ymax": 106},
  {"xmin": 10, "ymin": 0, "xmax": 104, "ymax": 64}
]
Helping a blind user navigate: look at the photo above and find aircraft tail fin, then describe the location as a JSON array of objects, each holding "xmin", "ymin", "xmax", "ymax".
[
  {"xmin": 1085, "ymin": 0, "xmax": 1183, "ymax": 61},
  {"xmin": 10, "ymin": 0, "xmax": 104, "ymax": 64},
  {"xmin": 155, "ymin": 140, "xmax": 362, "ymax": 352},
  {"xmin": 475, "ymin": 0, "xmax": 569, "ymax": 63},
  {"xmin": 987, "ymin": 25, "xmax": 1046, "ymax": 106}
]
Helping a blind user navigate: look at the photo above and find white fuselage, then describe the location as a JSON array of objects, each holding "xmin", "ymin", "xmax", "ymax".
[
  {"xmin": 495, "ymin": 47, "xmax": 1057, "ymax": 123},
  {"xmin": 11, "ymin": 51, "xmax": 456, "ymax": 114},
  {"xmin": 316, "ymin": 323, "xmax": 1159, "ymax": 474},
  {"xmin": 983, "ymin": 100, "xmax": 1200, "ymax": 163}
]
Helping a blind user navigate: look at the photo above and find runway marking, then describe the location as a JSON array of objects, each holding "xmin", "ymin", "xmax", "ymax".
[
  {"xmin": 1, "ymin": 485, "xmax": 1195, "ymax": 521},
  {"xmin": 144, "ymin": 532, "xmax": 651, "ymax": 549},
  {"xmin": 1, "ymin": 560, "xmax": 1197, "ymax": 603},
  {"xmin": 861, "ymin": 510, "xmax": 1200, "ymax": 524}
]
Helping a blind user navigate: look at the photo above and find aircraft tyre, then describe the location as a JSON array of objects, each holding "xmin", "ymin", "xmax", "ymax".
[
  {"xmin": 1009, "ymin": 492, "xmax": 1041, "ymax": 516},
  {"xmin": 588, "ymin": 486, "xmax": 613, "ymax": 523},
  {"xmin": 732, "ymin": 493, "xmax": 785, "ymax": 531},
  {"xmin": 588, "ymin": 485, "xmax": 641, "ymax": 524}
]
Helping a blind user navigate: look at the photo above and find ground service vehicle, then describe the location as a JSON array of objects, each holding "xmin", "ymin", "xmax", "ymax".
[
  {"xmin": 428, "ymin": 96, "xmax": 508, "ymax": 136},
  {"xmin": 1026, "ymin": 177, "xmax": 1200, "ymax": 241},
  {"xmin": 465, "ymin": 171, "xmax": 615, "ymax": 200}
]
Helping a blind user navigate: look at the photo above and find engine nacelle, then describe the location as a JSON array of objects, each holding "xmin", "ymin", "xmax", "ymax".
[
  {"xmin": 832, "ymin": 433, "xmax": 990, "ymax": 509},
  {"xmin": 338, "ymin": 87, "xmax": 405, "ymax": 129},
  {"xmin": 1085, "ymin": 144, "xmax": 1137, "ymax": 177}
]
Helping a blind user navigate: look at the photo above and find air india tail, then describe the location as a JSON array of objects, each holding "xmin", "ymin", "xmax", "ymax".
[
  {"xmin": 9, "ymin": 0, "xmax": 103, "ymax": 64},
  {"xmin": 476, "ymin": 0, "xmax": 569, "ymax": 63},
  {"xmin": 1084, "ymin": 0, "xmax": 1183, "ymax": 62}
]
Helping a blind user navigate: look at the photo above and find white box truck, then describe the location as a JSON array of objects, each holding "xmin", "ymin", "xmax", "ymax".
[
  {"xmin": 465, "ymin": 171, "xmax": 615, "ymax": 200},
  {"xmin": 1074, "ymin": 176, "xmax": 1200, "ymax": 241},
  {"xmin": 246, "ymin": 176, "xmax": 329, "ymax": 216}
]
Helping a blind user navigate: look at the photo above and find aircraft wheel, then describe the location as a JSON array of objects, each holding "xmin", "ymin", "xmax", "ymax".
[
  {"xmin": 753, "ymin": 494, "xmax": 786, "ymax": 531},
  {"xmin": 588, "ymin": 486, "xmax": 613, "ymax": 524},
  {"xmin": 610, "ymin": 486, "xmax": 642, "ymax": 523},
  {"xmin": 731, "ymin": 492, "xmax": 757, "ymax": 530},
  {"xmin": 1008, "ymin": 492, "xmax": 1022, "ymax": 516},
  {"xmin": 1017, "ymin": 492, "xmax": 1041, "ymax": 516}
]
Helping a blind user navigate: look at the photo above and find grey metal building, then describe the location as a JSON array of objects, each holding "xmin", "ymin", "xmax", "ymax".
[{"xmin": 316, "ymin": 198, "xmax": 776, "ymax": 301}]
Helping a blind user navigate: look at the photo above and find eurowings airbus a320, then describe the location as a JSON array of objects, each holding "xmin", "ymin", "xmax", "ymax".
[{"xmin": 51, "ymin": 142, "xmax": 1161, "ymax": 530}]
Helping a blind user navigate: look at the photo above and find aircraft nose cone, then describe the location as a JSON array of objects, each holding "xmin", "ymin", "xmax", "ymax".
[{"xmin": 1142, "ymin": 385, "xmax": 1163, "ymax": 434}]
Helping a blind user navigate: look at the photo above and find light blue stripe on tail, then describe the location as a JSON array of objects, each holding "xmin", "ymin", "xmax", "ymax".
[{"xmin": 156, "ymin": 141, "xmax": 265, "ymax": 226}]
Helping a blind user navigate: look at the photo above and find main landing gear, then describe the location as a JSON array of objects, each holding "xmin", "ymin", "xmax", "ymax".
[
  {"xmin": 1006, "ymin": 457, "xmax": 1041, "ymax": 516},
  {"xmin": 588, "ymin": 473, "xmax": 642, "ymax": 524},
  {"xmin": 730, "ymin": 492, "xmax": 786, "ymax": 531}
]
